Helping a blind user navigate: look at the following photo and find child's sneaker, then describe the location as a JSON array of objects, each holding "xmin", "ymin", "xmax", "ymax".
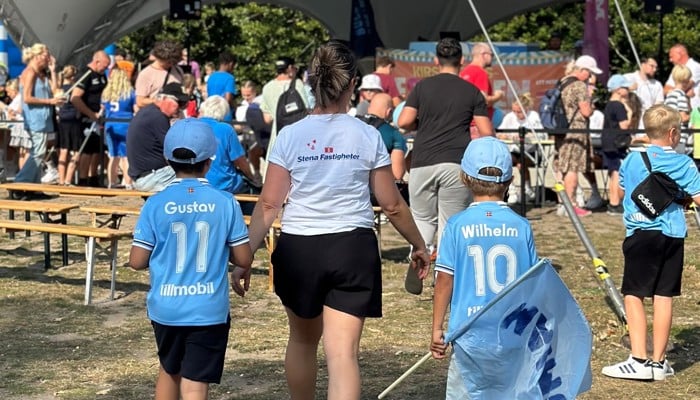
[
  {"xmin": 648, "ymin": 359, "xmax": 675, "ymax": 381},
  {"xmin": 601, "ymin": 355, "xmax": 653, "ymax": 380}
]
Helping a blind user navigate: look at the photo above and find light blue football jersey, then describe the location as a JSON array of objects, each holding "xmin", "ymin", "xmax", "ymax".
[
  {"xmin": 435, "ymin": 201, "xmax": 538, "ymax": 338},
  {"xmin": 619, "ymin": 145, "xmax": 700, "ymax": 238},
  {"xmin": 133, "ymin": 178, "xmax": 249, "ymax": 326}
]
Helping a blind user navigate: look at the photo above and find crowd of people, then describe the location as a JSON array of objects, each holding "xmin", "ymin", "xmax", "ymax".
[{"xmin": 4, "ymin": 35, "xmax": 700, "ymax": 399}]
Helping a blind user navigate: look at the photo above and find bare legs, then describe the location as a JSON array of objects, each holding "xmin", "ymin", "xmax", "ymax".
[
  {"xmin": 284, "ymin": 306, "xmax": 365, "ymax": 400},
  {"xmin": 624, "ymin": 294, "xmax": 673, "ymax": 361},
  {"xmin": 154, "ymin": 366, "xmax": 209, "ymax": 400}
]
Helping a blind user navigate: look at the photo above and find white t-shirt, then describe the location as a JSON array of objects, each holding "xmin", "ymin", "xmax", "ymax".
[
  {"xmin": 665, "ymin": 57, "xmax": 700, "ymax": 109},
  {"xmin": 625, "ymin": 71, "xmax": 664, "ymax": 116},
  {"xmin": 268, "ymin": 113, "xmax": 391, "ymax": 235}
]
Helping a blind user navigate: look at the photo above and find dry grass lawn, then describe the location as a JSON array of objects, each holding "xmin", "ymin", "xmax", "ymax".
[{"xmin": 0, "ymin": 194, "xmax": 699, "ymax": 399}]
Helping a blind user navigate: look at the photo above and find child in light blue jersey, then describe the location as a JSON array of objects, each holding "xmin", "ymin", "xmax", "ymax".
[
  {"xmin": 602, "ymin": 104, "xmax": 700, "ymax": 381},
  {"xmin": 130, "ymin": 118, "xmax": 253, "ymax": 400},
  {"xmin": 431, "ymin": 136, "xmax": 538, "ymax": 399}
]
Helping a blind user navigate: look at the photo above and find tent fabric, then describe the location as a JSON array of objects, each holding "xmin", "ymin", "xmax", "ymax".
[{"xmin": 1, "ymin": 0, "xmax": 698, "ymax": 66}]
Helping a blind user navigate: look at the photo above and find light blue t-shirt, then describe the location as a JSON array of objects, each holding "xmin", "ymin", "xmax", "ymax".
[
  {"xmin": 201, "ymin": 117, "xmax": 246, "ymax": 193},
  {"xmin": 435, "ymin": 201, "xmax": 538, "ymax": 338},
  {"xmin": 269, "ymin": 113, "xmax": 391, "ymax": 235},
  {"xmin": 619, "ymin": 145, "xmax": 700, "ymax": 238},
  {"xmin": 132, "ymin": 178, "xmax": 249, "ymax": 326}
]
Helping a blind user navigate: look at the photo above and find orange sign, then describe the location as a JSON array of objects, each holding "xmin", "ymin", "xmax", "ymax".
[{"xmin": 383, "ymin": 52, "xmax": 570, "ymax": 110}]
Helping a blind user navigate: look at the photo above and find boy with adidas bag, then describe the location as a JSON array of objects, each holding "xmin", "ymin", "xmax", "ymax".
[{"xmin": 602, "ymin": 105, "xmax": 700, "ymax": 381}]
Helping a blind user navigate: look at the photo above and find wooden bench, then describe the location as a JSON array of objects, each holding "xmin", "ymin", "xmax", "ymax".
[
  {"xmin": 0, "ymin": 200, "xmax": 79, "ymax": 266},
  {"xmin": 0, "ymin": 182, "xmax": 153, "ymax": 199},
  {"xmin": 0, "ymin": 220, "xmax": 132, "ymax": 305}
]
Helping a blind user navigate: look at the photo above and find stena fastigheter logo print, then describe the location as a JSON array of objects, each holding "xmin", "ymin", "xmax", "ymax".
[{"xmin": 297, "ymin": 140, "xmax": 359, "ymax": 163}]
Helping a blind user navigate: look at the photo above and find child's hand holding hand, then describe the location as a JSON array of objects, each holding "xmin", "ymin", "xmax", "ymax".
[{"xmin": 231, "ymin": 266, "xmax": 251, "ymax": 297}]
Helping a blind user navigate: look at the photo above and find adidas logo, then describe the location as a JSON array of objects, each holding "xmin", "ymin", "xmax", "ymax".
[{"xmin": 636, "ymin": 193, "xmax": 656, "ymax": 215}]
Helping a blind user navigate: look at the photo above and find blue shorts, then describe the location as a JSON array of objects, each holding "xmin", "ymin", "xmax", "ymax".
[{"xmin": 105, "ymin": 125, "xmax": 127, "ymax": 157}]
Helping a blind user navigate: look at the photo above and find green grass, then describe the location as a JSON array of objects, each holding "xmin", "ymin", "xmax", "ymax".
[{"xmin": 0, "ymin": 201, "xmax": 699, "ymax": 399}]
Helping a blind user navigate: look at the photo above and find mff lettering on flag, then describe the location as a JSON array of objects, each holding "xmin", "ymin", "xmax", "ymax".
[{"xmin": 444, "ymin": 259, "xmax": 592, "ymax": 399}]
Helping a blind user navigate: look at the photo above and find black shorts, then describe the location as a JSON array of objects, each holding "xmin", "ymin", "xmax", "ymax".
[
  {"xmin": 58, "ymin": 120, "xmax": 83, "ymax": 151},
  {"xmin": 151, "ymin": 318, "xmax": 231, "ymax": 383},
  {"xmin": 81, "ymin": 122, "xmax": 102, "ymax": 154},
  {"xmin": 271, "ymin": 227, "xmax": 382, "ymax": 319},
  {"xmin": 602, "ymin": 150, "xmax": 626, "ymax": 172},
  {"xmin": 621, "ymin": 230, "xmax": 684, "ymax": 297}
]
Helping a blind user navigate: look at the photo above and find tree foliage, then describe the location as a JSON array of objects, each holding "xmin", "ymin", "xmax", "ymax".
[
  {"xmin": 117, "ymin": 3, "xmax": 329, "ymax": 87},
  {"xmin": 484, "ymin": 0, "xmax": 700, "ymax": 76}
]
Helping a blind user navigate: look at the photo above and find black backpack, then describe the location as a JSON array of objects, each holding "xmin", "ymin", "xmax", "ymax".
[
  {"xmin": 276, "ymin": 79, "xmax": 308, "ymax": 131},
  {"xmin": 539, "ymin": 77, "xmax": 578, "ymax": 130}
]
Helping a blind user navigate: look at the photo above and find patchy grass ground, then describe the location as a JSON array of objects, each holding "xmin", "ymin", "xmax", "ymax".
[{"xmin": 0, "ymin": 195, "xmax": 699, "ymax": 399}]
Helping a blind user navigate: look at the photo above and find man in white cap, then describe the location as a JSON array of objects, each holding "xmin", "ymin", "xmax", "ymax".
[
  {"xmin": 355, "ymin": 73, "xmax": 384, "ymax": 117},
  {"xmin": 553, "ymin": 55, "xmax": 603, "ymax": 217}
]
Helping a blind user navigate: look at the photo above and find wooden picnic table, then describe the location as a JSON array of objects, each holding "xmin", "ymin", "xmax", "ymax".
[
  {"xmin": 80, "ymin": 205, "xmax": 142, "ymax": 229},
  {"xmin": 0, "ymin": 182, "xmax": 153, "ymax": 198},
  {"xmin": 0, "ymin": 199, "xmax": 79, "ymax": 266}
]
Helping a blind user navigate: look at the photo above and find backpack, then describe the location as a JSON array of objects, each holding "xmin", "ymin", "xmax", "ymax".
[
  {"xmin": 539, "ymin": 77, "xmax": 577, "ymax": 130},
  {"xmin": 276, "ymin": 79, "xmax": 308, "ymax": 131}
]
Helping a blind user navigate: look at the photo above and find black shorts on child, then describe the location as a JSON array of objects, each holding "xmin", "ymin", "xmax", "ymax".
[
  {"xmin": 621, "ymin": 229, "xmax": 684, "ymax": 298},
  {"xmin": 271, "ymin": 227, "xmax": 382, "ymax": 319},
  {"xmin": 151, "ymin": 317, "xmax": 231, "ymax": 383}
]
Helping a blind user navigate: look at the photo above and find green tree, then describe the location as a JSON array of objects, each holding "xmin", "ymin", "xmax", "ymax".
[
  {"xmin": 485, "ymin": 0, "xmax": 700, "ymax": 76},
  {"xmin": 117, "ymin": 3, "xmax": 328, "ymax": 87}
]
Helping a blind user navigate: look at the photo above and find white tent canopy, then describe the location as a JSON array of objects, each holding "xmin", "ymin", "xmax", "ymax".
[{"xmin": 1, "ymin": 0, "xmax": 697, "ymax": 66}]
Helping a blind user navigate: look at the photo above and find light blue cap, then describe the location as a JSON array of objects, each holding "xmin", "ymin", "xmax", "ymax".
[
  {"xmin": 607, "ymin": 74, "xmax": 632, "ymax": 91},
  {"xmin": 163, "ymin": 118, "xmax": 218, "ymax": 164},
  {"xmin": 460, "ymin": 136, "xmax": 513, "ymax": 183}
]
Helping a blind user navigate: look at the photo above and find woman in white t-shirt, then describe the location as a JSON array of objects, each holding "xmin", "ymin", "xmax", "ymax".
[
  {"xmin": 496, "ymin": 92, "xmax": 544, "ymax": 203},
  {"xmin": 246, "ymin": 40, "xmax": 430, "ymax": 400}
]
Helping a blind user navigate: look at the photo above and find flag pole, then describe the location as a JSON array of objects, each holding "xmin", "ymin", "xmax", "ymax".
[{"xmin": 377, "ymin": 352, "xmax": 432, "ymax": 399}]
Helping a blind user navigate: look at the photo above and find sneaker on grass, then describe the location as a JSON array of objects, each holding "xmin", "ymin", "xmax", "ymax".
[
  {"xmin": 648, "ymin": 359, "xmax": 675, "ymax": 381},
  {"xmin": 601, "ymin": 355, "xmax": 652, "ymax": 380}
]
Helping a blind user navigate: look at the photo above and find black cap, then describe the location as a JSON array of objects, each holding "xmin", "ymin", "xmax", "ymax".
[
  {"xmin": 159, "ymin": 82, "xmax": 189, "ymax": 105},
  {"xmin": 275, "ymin": 57, "xmax": 295, "ymax": 73}
]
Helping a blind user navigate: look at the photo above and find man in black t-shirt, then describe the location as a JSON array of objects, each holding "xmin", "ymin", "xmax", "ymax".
[
  {"xmin": 126, "ymin": 83, "xmax": 188, "ymax": 192},
  {"xmin": 397, "ymin": 37, "xmax": 492, "ymax": 262},
  {"xmin": 70, "ymin": 50, "xmax": 109, "ymax": 186}
]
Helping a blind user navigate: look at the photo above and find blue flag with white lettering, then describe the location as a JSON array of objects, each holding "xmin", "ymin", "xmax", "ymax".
[{"xmin": 444, "ymin": 259, "xmax": 592, "ymax": 399}]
